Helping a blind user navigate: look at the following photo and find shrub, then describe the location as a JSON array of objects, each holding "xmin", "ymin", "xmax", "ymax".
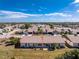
[
  {"xmin": 6, "ymin": 37, "xmax": 20, "ymax": 45},
  {"xmin": 56, "ymin": 49, "xmax": 79, "ymax": 59}
]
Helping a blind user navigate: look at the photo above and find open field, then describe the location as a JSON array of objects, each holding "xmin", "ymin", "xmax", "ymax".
[{"xmin": 0, "ymin": 45, "xmax": 74, "ymax": 59}]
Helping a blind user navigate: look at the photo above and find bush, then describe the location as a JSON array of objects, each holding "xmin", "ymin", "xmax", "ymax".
[
  {"xmin": 37, "ymin": 27, "xmax": 43, "ymax": 34},
  {"xmin": 6, "ymin": 37, "xmax": 20, "ymax": 45},
  {"xmin": 51, "ymin": 43, "xmax": 60, "ymax": 50},
  {"xmin": 24, "ymin": 24, "xmax": 32, "ymax": 29},
  {"xmin": 56, "ymin": 49, "xmax": 79, "ymax": 59},
  {"xmin": 49, "ymin": 24, "xmax": 54, "ymax": 29}
]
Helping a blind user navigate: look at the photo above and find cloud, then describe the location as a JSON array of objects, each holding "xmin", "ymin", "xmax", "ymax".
[
  {"xmin": 0, "ymin": 10, "xmax": 28, "ymax": 18},
  {"xmin": 0, "ymin": 10, "xmax": 72, "ymax": 22},
  {"xmin": 44, "ymin": 13, "xmax": 72, "ymax": 17},
  {"xmin": 73, "ymin": 0, "xmax": 79, "ymax": 3},
  {"xmin": 0, "ymin": 10, "xmax": 42, "ymax": 19},
  {"xmin": 77, "ymin": 10, "xmax": 79, "ymax": 12}
]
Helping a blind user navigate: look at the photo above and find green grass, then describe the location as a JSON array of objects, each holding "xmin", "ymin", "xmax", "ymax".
[{"xmin": 0, "ymin": 45, "xmax": 74, "ymax": 59}]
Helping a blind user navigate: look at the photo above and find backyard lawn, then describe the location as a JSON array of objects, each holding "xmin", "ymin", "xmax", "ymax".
[{"xmin": 0, "ymin": 45, "xmax": 74, "ymax": 59}]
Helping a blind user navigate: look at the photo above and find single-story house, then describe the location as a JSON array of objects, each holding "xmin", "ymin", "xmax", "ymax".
[
  {"xmin": 27, "ymin": 26, "xmax": 37, "ymax": 34},
  {"xmin": 0, "ymin": 29, "xmax": 3, "ymax": 34},
  {"xmin": 72, "ymin": 29, "xmax": 79, "ymax": 35},
  {"xmin": 66, "ymin": 35, "xmax": 79, "ymax": 48},
  {"xmin": 0, "ymin": 34, "xmax": 23, "ymax": 39},
  {"xmin": 4, "ymin": 26, "xmax": 14, "ymax": 32},
  {"xmin": 55, "ymin": 27, "xmax": 72, "ymax": 33},
  {"xmin": 27, "ymin": 25, "xmax": 54, "ymax": 35},
  {"xmin": 19, "ymin": 35, "xmax": 65, "ymax": 50},
  {"xmin": 0, "ymin": 35, "xmax": 12, "ymax": 39}
]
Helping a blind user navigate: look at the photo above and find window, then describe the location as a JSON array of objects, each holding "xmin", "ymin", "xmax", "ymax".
[
  {"xmin": 38, "ymin": 44, "xmax": 42, "ymax": 46},
  {"xmin": 78, "ymin": 43, "xmax": 79, "ymax": 46},
  {"xmin": 44, "ymin": 44, "xmax": 50, "ymax": 47},
  {"xmin": 20, "ymin": 43, "xmax": 25, "ymax": 47},
  {"xmin": 28, "ymin": 43, "xmax": 33, "ymax": 47}
]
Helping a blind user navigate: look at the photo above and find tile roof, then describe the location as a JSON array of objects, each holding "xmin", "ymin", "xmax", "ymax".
[
  {"xmin": 67, "ymin": 35, "xmax": 79, "ymax": 43},
  {"xmin": 20, "ymin": 35, "xmax": 65, "ymax": 43},
  {"xmin": 0, "ymin": 35, "xmax": 23, "ymax": 39}
]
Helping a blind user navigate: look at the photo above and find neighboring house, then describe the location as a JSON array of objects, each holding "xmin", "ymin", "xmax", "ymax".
[
  {"xmin": 56, "ymin": 27, "xmax": 72, "ymax": 33},
  {"xmin": 42, "ymin": 25, "xmax": 54, "ymax": 34},
  {"xmin": 27, "ymin": 26, "xmax": 37, "ymax": 34},
  {"xmin": 0, "ymin": 29, "xmax": 3, "ymax": 34},
  {"xmin": 7, "ymin": 28, "xmax": 23, "ymax": 35},
  {"xmin": 66, "ymin": 35, "xmax": 79, "ymax": 48},
  {"xmin": 4, "ymin": 26, "xmax": 14, "ymax": 32},
  {"xmin": 27, "ymin": 25, "xmax": 54, "ymax": 34},
  {"xmin": 0, "ymin": 34, "xmax": 23, "ymax": 39},
  {"xmin": 0, "ymin": 35, "xmax": 12, "ymax": 39},
  {"xmin": 19, "ymin": 35, "xmax": 65, "ymax": 50},
  {"xmin": 72, "ymin": 29, "xmax": 79, "ymax": 35},
  {"xmin": 27, "ymin": 25, "xmax": 73, "ymax": 35}
]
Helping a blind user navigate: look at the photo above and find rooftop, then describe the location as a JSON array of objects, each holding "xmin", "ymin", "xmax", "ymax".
[
  {"xmin": 67, "ymin": 35, "xmax": 79, "ymax": 43},
  {"xmin": 20, "ymin": 35, "xmax": 65, "ymax": 43}
]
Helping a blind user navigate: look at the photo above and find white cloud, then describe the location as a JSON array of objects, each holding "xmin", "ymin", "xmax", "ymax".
[
  {"xmin": 0, "ymin": 10, "xmax": 42, "ymax": 19},
  {"xmin": 0, "ymin": 10, "xmax": 72, "ymax": 20},
  {"xmin": 73, "ymin": 0, "xmax": 79, "ymax": 3},
  {"xmin": 77, "ymin": 10, "xmax": 79, "ymax": 12},
  {"xmin": 0, "ymin": 10, "xmax": 28, "ymax": 18},
  {"xmin": 44, "ymin": 13, "xmax": 72, "ymax": 17}
]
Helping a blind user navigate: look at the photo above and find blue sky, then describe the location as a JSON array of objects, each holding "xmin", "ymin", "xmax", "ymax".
[{"xmin": 0, "ymin": 0, "xmax": 79, "ymax": 22}]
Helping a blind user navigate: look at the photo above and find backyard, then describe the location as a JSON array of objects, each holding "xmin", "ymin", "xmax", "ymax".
[{"xmin": 0, "ymin": 45, "xmax": 74, "ymax": 59}]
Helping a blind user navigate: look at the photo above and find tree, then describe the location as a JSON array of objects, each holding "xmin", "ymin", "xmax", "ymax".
[
  {"xmin": 56, "ymin": 49, "xmax": 79, "ymax": 59},
  {"xmin": 24, "ymin": 24, "xmax": 31, "ymax": 29},
  {"xmin": 68, "ymin": 29, "xmax": 72, "ymax": 34},
  {"xmin": 48, "ymin": 24, "xmax": 54, "ymax": 29},
  {"xmin": 51, "ymin": 43, "xmax": 60, "ymax": 50},
  {"xmin": 37, "ymin": 27, "xmax": 43, "ymax": 34},
  {"xmin": 6, "ymin": 37, "xmax": 20, "ymax": 45},
  {"xmin": 10, "ymin": 38, "xmax": 19, "ymax": 45}
]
